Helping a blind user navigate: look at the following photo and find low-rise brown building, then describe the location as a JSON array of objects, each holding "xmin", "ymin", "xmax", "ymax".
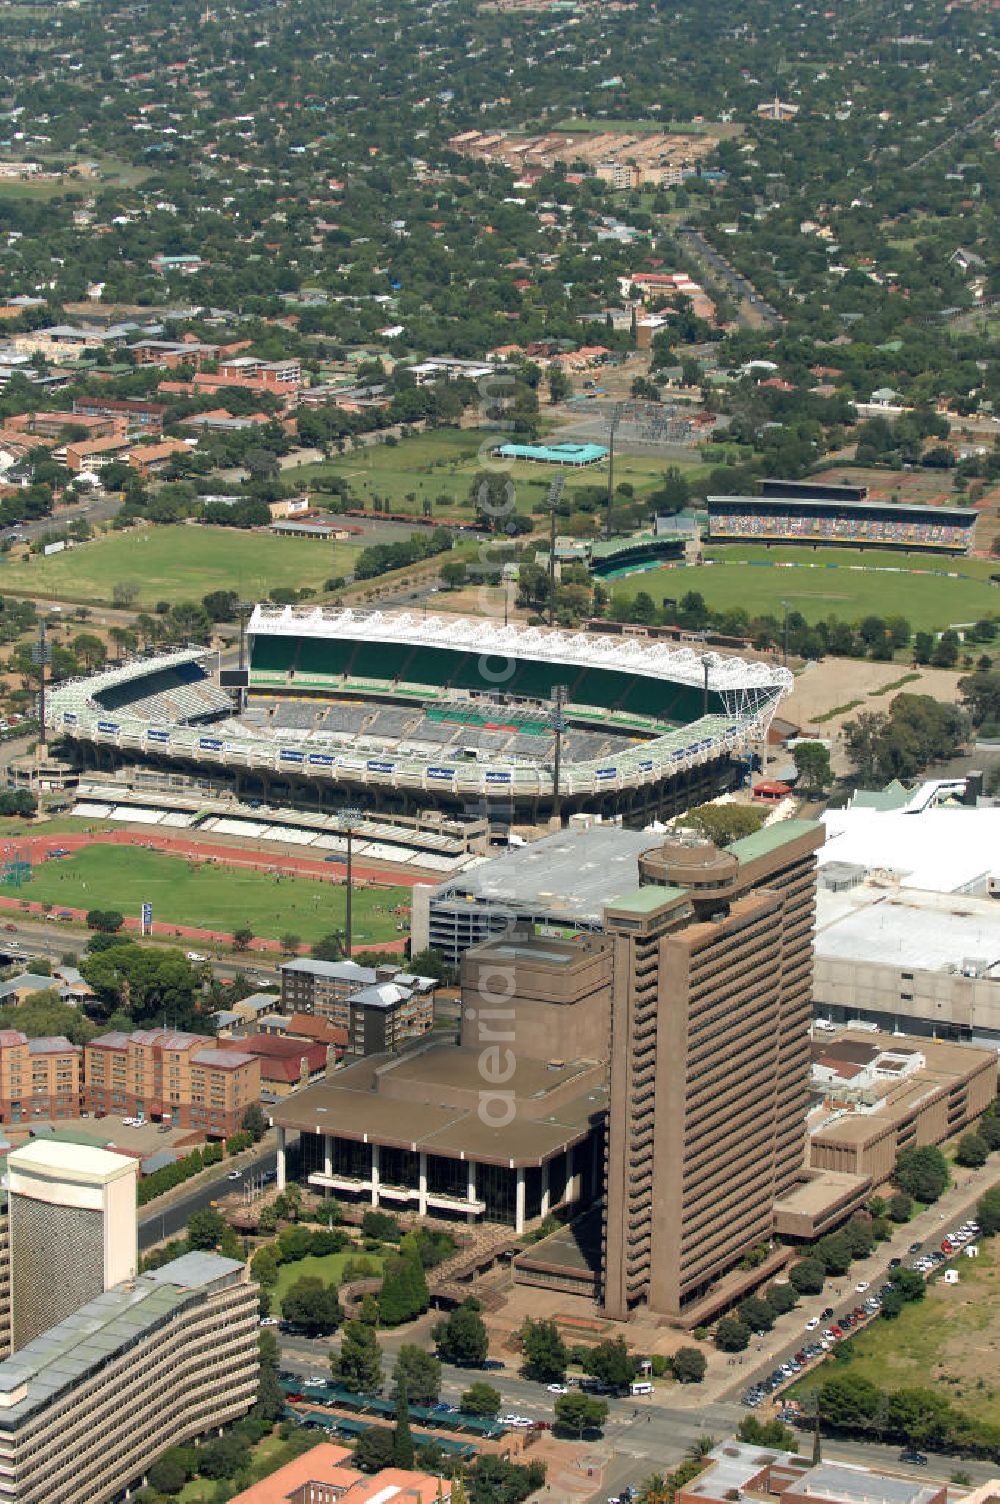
[
  {"xmin": 677, "ymin": 1443, "xmax": 946, "ymax": 1504},
  {"xmin": 217, "ymin": 1034, "xmax": 327, "ymax": 1096},
  {"xmin": 84, "ymin": 1030, "xmax": 260, "ymax": 1137}
]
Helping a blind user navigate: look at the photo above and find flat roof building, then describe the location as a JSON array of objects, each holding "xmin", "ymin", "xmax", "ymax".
[
  {"xmin": 676, "ymin": 1443, "xmax": 946, "ymax": 1504},
  {"xmin": 5, "ymin": 1141, "xmax": 138, "ymax": 1353},
  {"xmin": 0, "ymin": 1251, "xmax": 258, "ymax": 1504},
  {"xmin": 278, "ymin": 819, "xmax": 825, "ymax": 1324}
]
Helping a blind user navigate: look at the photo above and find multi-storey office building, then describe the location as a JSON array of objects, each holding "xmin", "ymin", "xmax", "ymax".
[
  {"xmin": 0, "ymin": 1252, "xmax": 258, "ymax": 1504},
  {"xmin": 279, "ymin": 959, "xmax": 435, "ymax": 1055},
  {"xmin": 5, "ymin": 1141, "xmax": 138, "ymax": 1351},
  {"xmin": 602, "ymin": 821, "xmax": 823, "ymax": 1320}
]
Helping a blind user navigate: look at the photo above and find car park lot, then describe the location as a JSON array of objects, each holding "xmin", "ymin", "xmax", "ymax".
[{"xmin": 732, "ymin": 1204, "xmax": 989, "ymax": 1410}]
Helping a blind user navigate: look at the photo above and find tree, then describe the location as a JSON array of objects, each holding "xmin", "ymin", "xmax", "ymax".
[
  {"xmin": 460, "ymin": 1381, "xmax": 502, "ymax": 1416},
  {"xmin": 233, "ymin": 927, "xmax": 254, "ymax": 952},
  {"xmin": 792, "ymin": 741, "xmax": 833, "ymax": 794},
  {"xmin": 738, "ymin": 1297, "xmax": 774, "ymax": 1333},
  {"xmin": 242, "ymin": 1103, "xmax": 268, "ymax": 1142},
  {"xmin": 519, "ymin": 1317, "xmax": 567, "ymax": 1381},
  {"xmin": 976, "ymin": 1185, "xmax": 1000, "ymax": 1236},
  {"xmin": 440, "ymin": 559, "xmax": 468, "ymax": 590},
  {"xmin": 888, "ymin": 1191, "xmax": 913, "ymax": 1223},
  {"xmin": 197, "ymin": 1434, "xmax": 244, "ymax": 1479},
  {"xmin": 894, "ymin": 1144, "xmax": 948, "ymax": 1203},
  {"xmin": 433, "ymin": 1300, "xmax": 489, "ymax": 1366},
  {"xmin": 393, "ymin": 1344, "xmax": 441, "ymax": 1406},
  {"xmin": 280, "ymin": 932, "xmax": 301, "ymax": 956},
  {"xmin": 250, "ymin": 1245, "xmax": 280, "ymax": 1288},
  {"xmin": 789, "ymin": 1258, "xmax": 826, "ymax": 1296},
  {"xmin": 738, "ymin": 1417, "xmax": 798, "ymax": 1450},
  {"xmin": 282, "ymin": 1275, "xmax": 342, "ymax": 1336},
  {"xmin": 334, "ymin": 1320, "xmax": 383, "ymax": 1394},
  {"xmin": 553, "ymin": 1391, "xmax": 608, "ymax": 1437},
  {"xmin": 765, "ymin": 1282, "xmax": 798, "ymax": 1316},
  {"xmin": 931, "ymin": 630, "xmax": 960, "ymax": 669},
  {"xmin": 671, "ymin": 1347, "xmax": 707, "ymax": 1384},
  {"xmin": 312, "ymin": 932, "xmax": 346, "ymax": 961},
  {"xmin": 586, "ymin": 1336, "xmax": 636, "ymax": 1389},
  {"xmin": 378, "ymin": 1254, "xmax": 429, "ymax": 1326},
  {"xmin": 956, "ymin": 1131, "xmax": 989, "ymax": 1168},
  {"xmin": 817, "ymin": 1372, "xmax": 881, "ymax": 1430},
  {"xmin": 86, "ymin": 908, "xmax": 124, "ymax": 933},
  {"xmin": 815, "ymin": 1232, "xmax": 852, "ymax": 1276},
  {"xmin": 146, "ymin": 1453, "xmax": 188, "ymax": 1495},
  {"xmin": 186, "ymin": 1207, "xmax": 226, "ymax": 1250},
  {"xmin": 893, "ymin": 1268, "xmax": 926, "ymax": 1304},
  {"xmin": 353, "ymin": 1426, "xmax": 394, "ymax": 1472},
  {"xmin": 686, "ymin": 803, "xmax": 764, "ymax": 847},
  {"xmin": 254, "ymin": 1329, "xmax": 286, "ymax": 1423},
  {"xmin": 714, "ymin": 1316, "xmax": 750, "ymax": 1352},
  {"xmin": 393, "ymin": 1378, "xmax": 415, "ymax": 1468}
]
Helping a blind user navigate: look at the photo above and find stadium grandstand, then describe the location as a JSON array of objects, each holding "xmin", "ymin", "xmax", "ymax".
[
  {"xmin": 707, "ymin": 495, "xmax": 976, "ymax": 554},
  {"xmin": 45, "ymin": 611, "xmax": 792, "ymax": 825}
]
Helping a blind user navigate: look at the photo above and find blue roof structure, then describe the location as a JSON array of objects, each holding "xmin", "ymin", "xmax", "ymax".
[{"xmin": 494, "ymin": 441, "xmax": 608, "ymax": 465}]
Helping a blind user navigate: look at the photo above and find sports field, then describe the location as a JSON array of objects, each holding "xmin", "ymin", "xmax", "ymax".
[
  {"xmin": 20, "ymin": 846, "xmax": 409, "ymax": 946},
  {"xmin": 790, "ymin": 1244, "xmax": 1000, "ymax": 1429},
  {"xmin": 289, "ymin": 426, "xmax": 705, "ymax": 522},
  {"xmin": 0, "ymin": 525, "xmax": 364, "ymax": 608},
  {"xmin": 612, "ymin": 545, "xmax": 1000, "ymax": 631}
]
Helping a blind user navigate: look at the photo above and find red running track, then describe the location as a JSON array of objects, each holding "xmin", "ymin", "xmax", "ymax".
[{"xmin": 0, "ymin": 828, "xmax": 418, "ymax": 955}]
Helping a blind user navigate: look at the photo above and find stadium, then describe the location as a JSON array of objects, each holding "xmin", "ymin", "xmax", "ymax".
[
  {"xmin": 46, "ymin": 608, "xmax": 793, "ymax": 827},
  {"xmin": 707, "ymin": 495, "xmax": 977, "ymax": 554}
]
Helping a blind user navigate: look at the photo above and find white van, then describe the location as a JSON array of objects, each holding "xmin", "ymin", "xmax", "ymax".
[{"xmin": 630, "ymin": 1381, "xmax": 654, "ymax": 1397}]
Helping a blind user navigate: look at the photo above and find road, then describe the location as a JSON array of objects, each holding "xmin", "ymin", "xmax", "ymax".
[
  {"xmin": 3, "ymin": 490, "xmax": 120, "ymax": 552},
  {"xmin": 137, "ymin": 1145, "xmax": 278, "ymax": 1248},
  {"xmin": 676, "ymin": 223, "xmax": 782, "ymax": 329},
  {"xmin": 0, "ymin": 914, "xmax": 282, "ymax": 983}
]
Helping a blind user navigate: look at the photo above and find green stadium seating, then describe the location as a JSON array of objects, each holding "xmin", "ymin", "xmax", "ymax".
[
  {"xmin": 296, "ymin": 639, "xmax": 353, "ymax": 678},
  {"xmin": 250, "ymin": 636, "xmax": 297, "ymax": 674}
]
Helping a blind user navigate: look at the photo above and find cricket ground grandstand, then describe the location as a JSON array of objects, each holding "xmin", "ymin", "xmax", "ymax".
[{"xmin": 46, "ymin": 609, "xmax": 793, "ymax": 824}]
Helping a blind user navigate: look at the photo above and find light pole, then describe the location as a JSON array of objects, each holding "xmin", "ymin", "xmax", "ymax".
[
  {"xmin": 700, "ymin": 652, "xmax": 719, "ymax": 718},
  {"xmin": 551, "ymin": 684, "xmax": 567, "ymax": 826},
  {"xmin": 237, "ymin": 600, "xmax": 254, "ymax": 713},
  {"xmin": 31, "ymin": 614, "xmax": 51, "ymax": 748},
  {"xmin": 336, "ymin": 806, "xmax": 361, "ymax": 958}
]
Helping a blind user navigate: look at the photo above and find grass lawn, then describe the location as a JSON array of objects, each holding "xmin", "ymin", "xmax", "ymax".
[
  {"xmin": 0, "ymin": 525, "xmax": 364, "ymax": 608},
  {"xmin": 610, "ymin": 544, "xmax": 1000, "ymax": 632},
  {"xmin": 177, "ymin": 1432, "xmax": 325, "ymax": 1503},
  {"xmin": 19, "ymin": 846, "xmax": 410, "ymax": 946},
  {"xmin": 790, "ymin": 1246, "xmax": 1000, "ymax": 1428},
  {"xmin": 291, "ymin": 426, "xmax": 704, "ymax": 523},
  {"xmin": 273, "ymin": 1250, "xmax": 384, "ymax": 1312}
]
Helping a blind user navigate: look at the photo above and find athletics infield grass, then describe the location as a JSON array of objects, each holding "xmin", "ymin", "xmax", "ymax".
[{"xmin": 18, "ymin": 846, "xmax": 409, "ymax": 947}]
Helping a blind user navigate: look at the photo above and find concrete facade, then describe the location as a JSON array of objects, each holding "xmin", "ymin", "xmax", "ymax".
[{"xmin": 602, "ymin": 821, "xmax": 823, "ymax": 1321}]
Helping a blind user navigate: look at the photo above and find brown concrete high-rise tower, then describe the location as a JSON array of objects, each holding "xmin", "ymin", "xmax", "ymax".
[{"xmin": 602, "ymin": 820, "xmax": 823, "ymax": 1322}]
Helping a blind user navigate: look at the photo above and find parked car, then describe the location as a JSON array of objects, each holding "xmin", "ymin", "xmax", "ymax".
[
  {"xmin": 186, "ymin": 950, "xmax": 207, "ymax": 963},
  {"xmin": 805, "ymin": 1316, "xmax": 820, "ymax": 1330},
  {"xmin": 899, "ymin": 1452, "xmax": 928, "ymax": 1466}
]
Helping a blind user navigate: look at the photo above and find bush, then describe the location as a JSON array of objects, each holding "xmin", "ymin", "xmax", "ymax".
[
  {"xmin": 362, "ymin": 1209, "xmax": 402, "ymax": 1243},
  {"xmin": 977, "ymin": 1185, "xmax": 1000, "ymax": 1236},
  {"xmin": 888, "ymin": 1190, "xmax": 913, "ymax": 1223},
  {"xmin": 86, "ymin": 908, "xmax": 124, "ymax": 933}
]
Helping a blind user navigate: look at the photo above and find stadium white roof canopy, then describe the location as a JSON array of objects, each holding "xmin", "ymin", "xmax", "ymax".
[{"xmin": 249, "ymin": 606, "xmax": 793, "ymax": 701}]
